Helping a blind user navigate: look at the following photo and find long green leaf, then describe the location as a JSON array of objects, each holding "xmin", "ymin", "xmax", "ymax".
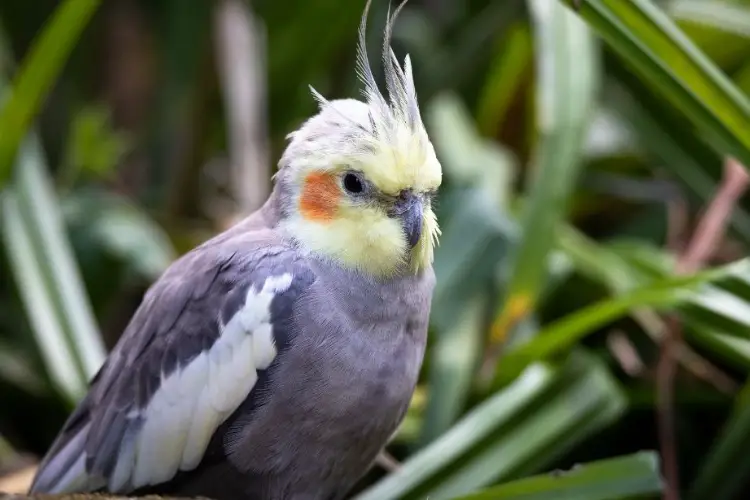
[
  {"xmin": 689, "ymin": 395, "xmax": 750, "ymax": 500},
  {"xmin": 420, "ymin": 293, "xmax": 487, "ymax": 447},
  {"xmin": 561, "ymin": 0, "xmax": 750, "ymax": 169},
  {"xmin": 421, "ymin": 94, "xmax": 518, "ymax": 445},
  {"xmin": 604, "ymin": 77, "xmax": 750, "ymax": 241},
  {"xmin": 428, "ymin": 353, "xmax": 625, "ymax": 500},
  {"xmin": 14, "ymin": 134, "xmax": 106, "ymax": 380},
  {"xmin": 1, "ymin": 192, "xmax": 84, "ymax": 402},
  {"xmin": 453, "ymin": 452, "xmax": 663, "ymax": 500},
  {"xmin": 600, "ymin": 238, "xmax": 750, "ymax": 368},
  {"xmin": 670, "ymin": 0, "xmax": 750, "ymax": 39},
  {"xmin": 0, "ymin": 0, "xmax": 101, "ymax": 185},
  {"xmin": 495, "ymin": 257, "xmax": 750, "ymax": 384},
  {"xmin": 685, "ymin": 319, "xmax": 750, "ymax": 370},
  {"xmin": 476, "ymin": 21, "xmax": 533, "ymax": 137},
  {"xmin": 491, "ymin": 0, "xmax": 599, "ymax": 345}
]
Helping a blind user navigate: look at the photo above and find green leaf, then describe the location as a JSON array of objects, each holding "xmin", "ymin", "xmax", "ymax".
[
  {"xmin": 561, "ymin": 0, "xmax": 750, "ymax": 170},
  {"xmin": 420, "ymin": 293, "xmax": 487, "ymax": 446},
  {"xmin": 476, "ymin": 21, "xmax": 533, "ymax": 138},
  {"xmin": 602, "ymin": 238, "xmax": 750, "ymax": 368},
  {"xmin": 491, "ymin": 0, "xmax": 599, "ymax": 344},
  {"xmin": 452, "ymin": 452, "xmax": 663, "ymax": 500},
  {"xmin": 670, "ymin": 0, "xmax": 750, "ymax": 39},
  {"xmin": 495, "ymin": 257, "xmax": 750, "ymax": 383},
  {"xmin": 0, "ymin": 0, "xmax": 101, "ymax": 185},
  {"xmin": 604, "ymin": 78, "xmax": 750, "ymax": 241},
  {"xmin": 63, "ymin": 105, "xmax": 131, "ymax": 185},
  {"xmin": 689, "ymin": 393, "xmax": 750, "ymax": 500},
  {"xmin": 355, "ymin": 364, "xmax": 553, "ymax": 500},
  {"xmin": 1, "ymin": 134, "xmax": 106, "ymax": 403},
  {"xmin": 14, "ymin": 135, "xmax": 106, "ymax": 380},
  {"xmin": 685, "ymin": 319, "xmax": 750, "ymax": 370},
  {"xmin": 355, "ymin": 352, "xmax": 626, "ymax": 500},
  {"xmin": 422, "ymin": 93, "xmax": 519, "ymax": 445},
  {"xmin": 427, "ymin": 92, "xmax": 516, "ymax": 207},
  {"xmin": 62, "ymin": 191, "xmax": 176, "ymax": 280},
  {"xmin": 1, "ymin": 191, "xmax": 85, "ymax": 402},
  {"xmin": 556, "ymin": 225, "xmax": 646, "ymax": 293}
]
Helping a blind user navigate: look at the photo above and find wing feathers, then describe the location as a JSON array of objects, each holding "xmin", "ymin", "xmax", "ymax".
[
  {"xmin": 252, "ymin": 323, "xmax": 277, "ymax": 370},
  {"xmin": 31, "ymin": 423, "xmax": 92, "ymax": 493},
  {"xmin": 116, "ymin": 272, "xmax": 296, "ymax": 490},
  {"xmin": 31, "ymin": 247, "xmax": 314, "ymax": 496},
  {"xmin": 109, "ymin": 422, "xmax": 138, "ymax": 492}
]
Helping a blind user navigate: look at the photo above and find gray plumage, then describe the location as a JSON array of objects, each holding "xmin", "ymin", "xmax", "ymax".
[
  {"xmin": 30, "ymin": 1, "xmax": 441, "ymax": 498},
  {"xmin": 30, "ymin": 189, "xmax": 434, "ymax": 499}
]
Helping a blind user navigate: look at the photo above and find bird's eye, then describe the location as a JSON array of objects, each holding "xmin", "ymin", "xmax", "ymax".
[{"xmin": 343, "ymin": 173, "xmax": 364, "ymax": 194}]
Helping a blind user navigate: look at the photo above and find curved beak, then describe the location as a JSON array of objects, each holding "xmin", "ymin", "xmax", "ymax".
[{"xmin": 391, "ymin": 191, "xmax": 423, "ymax": 248}]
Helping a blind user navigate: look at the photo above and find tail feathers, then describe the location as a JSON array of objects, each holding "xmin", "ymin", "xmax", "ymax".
[{"xmin": 29, "ymin": 423, "xmax": 103, "ymax": 494}]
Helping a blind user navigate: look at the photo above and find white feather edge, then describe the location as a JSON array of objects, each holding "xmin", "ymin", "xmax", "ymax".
[{"xmin": 103, "ymin": 273, "xmax": 295, "ymax": 492}]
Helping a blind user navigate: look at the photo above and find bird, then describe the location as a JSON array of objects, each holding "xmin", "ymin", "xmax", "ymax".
[{"xmin": 28, "ymin": 1, "xmax": 442, "ymax": 499}]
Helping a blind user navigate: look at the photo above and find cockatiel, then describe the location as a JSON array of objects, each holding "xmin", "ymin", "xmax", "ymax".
[{"xmin": 29, "ymin": 1, "xmax": 441, "ymax": 499}]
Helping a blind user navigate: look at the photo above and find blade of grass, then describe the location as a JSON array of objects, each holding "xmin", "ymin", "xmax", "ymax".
[
  {"xmin": 604, "ymin": 77, "xmax": 750, "ymax": 242},
  {"xmin": 428, "ymin": 352, "xmax": 626, "ymax": 500},
  {"xmin": 561, "ymin": 0, "xmax": 750, "ymax": 170},
  {"xmin": 475, "ymin": 21, "xmax": 533, "ymax": 138},
  {"xmin": 689, "ymin": 393, "xmax": 750, "ymax": 500},
  {"xmin": 419, "ymin": 293, "xmax": 487, "ymax": 446},
  {"xmin": 1, "ymin": 191, "xmax": 85, "ymax": 402},
  {"xmin": 490, "ymin": 0, "xmax": 599, "ymax": 346},
  {"xmin": 0, "ymin": 0, "xmax": 101, "ymax": 185},
  {"xmin": 14, "ymin": 134, "xmax": 106, "ymax": 379},
  {"xmin": 600, "ymin": 238, "xmax": 750, "ymax": 375},
  {"xmin": 606, "ymin": 240, "xmax": 750, "ymax": 341},
  {"xmin": 495, "ymin": 258, "xmax": 750, "ymax": 384},
  {"xmin": 453, "ymin": 452, "xmax": 663, "ymax": 500},
  {"xmin": 421, "ymin": 94, "xmax": 518, "ymax": 445},
  {"xmin": 669, "ymin": 0, "xmax": 750, "ymax": 39},
  {"xmin": 685, "ymin": 320, "xmax": 750, "ymax": 370},
  {"xmin": 559, "ymin": 227, "xmax": 740, "ymax": 392}
]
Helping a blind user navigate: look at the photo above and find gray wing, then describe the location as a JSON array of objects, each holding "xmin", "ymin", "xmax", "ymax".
[{"xmin": 29, "ymin": 236, "xmax": 316, "ymax": 495}]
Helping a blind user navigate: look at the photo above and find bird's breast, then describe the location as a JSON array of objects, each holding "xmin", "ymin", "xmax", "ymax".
[{"xmin": 223, "ymin": 269, "xmax": 433, "ymax": 498}]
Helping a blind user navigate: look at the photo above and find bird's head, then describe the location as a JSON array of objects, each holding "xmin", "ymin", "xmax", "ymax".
[{"xmin": 275, "ymin": 0, "xmax": 442, "ymax": 278}]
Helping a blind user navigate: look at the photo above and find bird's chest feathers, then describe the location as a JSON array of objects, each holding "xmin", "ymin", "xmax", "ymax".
[
  {"xmin": 286, "ymin": 277, "xmax": 428, "ymax": 434},
  {"xmin": 327, "ymin": 331, "xmax": 422, "ymax": 425},
  {"xmin": 313, "ymin": 280, "xmax": 429, "ymax": 421}
]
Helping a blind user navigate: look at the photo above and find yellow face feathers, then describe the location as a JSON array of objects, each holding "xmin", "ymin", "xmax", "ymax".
[
  {"xmin": 358, "ymin": 122, "xmax": 442, "ymax": 196},
  {"xmin": 276, "ymin": 0, "xmax": 442, "ymax": 277}
]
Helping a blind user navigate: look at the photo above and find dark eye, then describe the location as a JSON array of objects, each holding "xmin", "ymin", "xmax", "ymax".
[{"xmin": 343, "ymin": 173, "xmax": 364, "ymax": 194}]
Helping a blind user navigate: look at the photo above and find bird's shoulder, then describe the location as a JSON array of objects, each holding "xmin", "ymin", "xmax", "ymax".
[
  {"xmin": 30, "ymin": 225, "xmax": 318, "ymax": 495},
  {"xmin": 97, "ymin": 226, "xmax": 316, "ymax": 402}
]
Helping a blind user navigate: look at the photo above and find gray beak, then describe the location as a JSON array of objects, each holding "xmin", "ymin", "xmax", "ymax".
[{"xmin": 391, "ymin": 191, "xmax": 423, "ymax": 248}]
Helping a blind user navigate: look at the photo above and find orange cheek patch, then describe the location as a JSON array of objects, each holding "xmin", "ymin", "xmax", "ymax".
[{"xmin": 299, "ymin": 172, "xmax": 341, "ymax": 222}]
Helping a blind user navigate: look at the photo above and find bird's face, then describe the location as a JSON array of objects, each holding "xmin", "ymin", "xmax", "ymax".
[
  {"xmin": 278, "ymin": 99, "xmax": 442, "ymax": 278},
  {"xmin": 276, "ymin": 0, "xmax": 441, "ymax": 278}
]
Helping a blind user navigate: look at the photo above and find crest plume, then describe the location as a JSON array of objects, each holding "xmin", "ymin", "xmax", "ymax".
[
  {"xmin": 280, "ymin": 0, "xmax": 442, "ymax": 277},
  {"xmin": 354, "ymin": 0, "xmax": 423, "ymax": 134}
]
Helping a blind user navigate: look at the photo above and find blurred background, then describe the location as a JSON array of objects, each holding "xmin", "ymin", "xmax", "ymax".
[{"xmin": 3, "ymin": 0, "xmax": 750, "ymax": 498}]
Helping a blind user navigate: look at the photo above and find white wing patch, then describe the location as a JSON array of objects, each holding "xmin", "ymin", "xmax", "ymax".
[{"xmin": 108, "ymin": 273, "xmax": 294, "ymax": 492}]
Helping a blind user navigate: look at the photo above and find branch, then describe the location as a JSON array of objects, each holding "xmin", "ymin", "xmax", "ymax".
[{"xmin": 656, "ymin": 157, "xmax": 750, "ymax": 500}]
